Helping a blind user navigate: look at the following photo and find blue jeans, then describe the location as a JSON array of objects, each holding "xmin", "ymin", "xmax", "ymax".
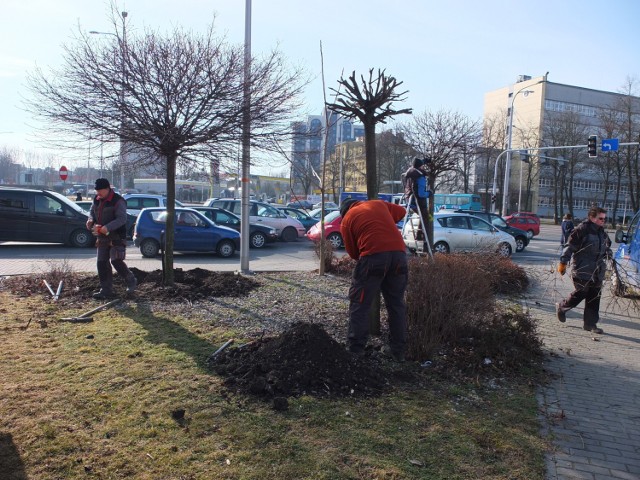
[{"xmin": 348, "ymin": 251, "xmax": 408, "ymax": 355}]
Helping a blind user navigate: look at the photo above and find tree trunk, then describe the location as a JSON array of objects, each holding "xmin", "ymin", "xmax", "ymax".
[
  {"xmin": 364, "ymin": 118, "xmax": 378, "ymax": 200},
  {"xmin": 163, "ymin": 153, "xmax": 178, "ymax": 286}
]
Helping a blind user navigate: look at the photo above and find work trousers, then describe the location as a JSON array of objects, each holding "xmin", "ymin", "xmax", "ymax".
[
  {"xmin": 558, "ymin": 277, "xmax": 603, "ymax": 328},
  {"xmin": 96, "ymin": 240, "xmax": 133, "ymax": 293},
  {"xmin": 348, "ymin": 251, "xmax": 408, "ymax": 355}
]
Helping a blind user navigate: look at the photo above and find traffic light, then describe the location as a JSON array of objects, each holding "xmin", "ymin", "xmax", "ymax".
[
  {"xmin": 519, "ymin": 149, "xmax": 530, "ymax": 163},
  {"xmin": 588, "ymin": 135, "xmax": 598, "ymax": 158}
]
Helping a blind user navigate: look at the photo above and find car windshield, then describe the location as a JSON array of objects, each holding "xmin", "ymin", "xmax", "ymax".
[
  {"xmin": 324, "ymin": 211, "xmax": 341, "ymax": 222},
  {"xmin": 490, "ymin": 215, "xmax": 508, "ymax": 228},
  {"xmin": 50, "ymin": 191, "xmax": 85, "ymax": 213}
]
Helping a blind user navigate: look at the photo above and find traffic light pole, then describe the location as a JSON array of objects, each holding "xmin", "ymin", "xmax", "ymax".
[{"xmin": 492, "ymin": 142, "xmax": 640, "ymax": 215}]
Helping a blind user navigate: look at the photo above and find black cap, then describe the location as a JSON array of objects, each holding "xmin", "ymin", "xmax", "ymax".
[
  {"xmin": 412, "ymin": 158, "xmax": 424, "ymax": 168},
  {"xmin": 340, "ymin": 198, "xmax": 358, "ymax": 217},
  {"xmin": 94, "ymin": 178, "xmax": 111, "ymax": 190}
]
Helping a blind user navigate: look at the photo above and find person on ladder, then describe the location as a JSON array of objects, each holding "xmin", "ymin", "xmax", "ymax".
[{"xmin": 403, "ymin": 157, "xmax": 430, "ymax": 241}]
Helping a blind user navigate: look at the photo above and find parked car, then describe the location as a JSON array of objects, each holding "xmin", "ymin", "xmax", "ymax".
[
  {"xmin": 402, "ymin": 212, "xmax": 515, "ymax": 257},
  {"xmin": 507, "ymin": 211, "xmax": 539, "ymax": 220},
  {"xmin": 613, "ymin": 209, "xmax": 640, "ymax": 297},
  {"xmin": 454, "ymin": 209, "xmax": 529, "ymax": 252},
  {"xmin": 207, "ymin": 199, "xmax": 306, "ymax": 242},
  {"xmin": 122, "ymin": 194, "xmax": 184, "ymax": 216},
  {"xmin": 286, "ymin": 199, "xmax": 314, "ymax": 210},
  {"xmin": 312, "ymin": 201, "xmax": 338, "ymax": 210},
  {"xmin": 276, "ymin": 206, "xmax": 318, "ymax": 231},
  {"xmin": 504, "ymin": 214, "xmax": 540, "ymax": 239},
  {"xmin": 202, "ymin": 198, "xmax": 219, "ymax": 207},
  {"xmin": 306, "ymin": 210, "xmax": 344, "ymax": 248},
  {"xmin": 307, "ymin": 207, "xmax": 339, "ymax": 221},
  {"xmin": 76, "ymin": 200, "xmax": 137, "ymax": 240},
  {"xmin": 133, "ymin": 207, "xmax": 240, "ymax": 258},
  {"xmin": 190, "ymin": 206, "xmax": 278, "ymax": 248},
  {"xmin": 0, "ymin": 186, "xmax": 94, "ymax": 247}
]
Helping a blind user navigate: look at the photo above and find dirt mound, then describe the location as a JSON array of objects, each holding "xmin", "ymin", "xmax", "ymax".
[
  {"xmin": 131, "ymin": 268, "xmax": 259, "ymax": 301},
  {"xmin": 3, "ymin": 268, "xmax": 259, "ymax": 302},
  {"xmin": 210, "ymin": 322, "xmax": 390, "ymax": 399}
]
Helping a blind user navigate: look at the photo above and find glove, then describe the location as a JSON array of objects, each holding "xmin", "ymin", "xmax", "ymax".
[
  {"xmin": 557, "ymin": 263, "xmax": 566, "ymax": 276},
  {"xmin": 98, "ymin": 225, "xmax": 109, "ymax": 236}
]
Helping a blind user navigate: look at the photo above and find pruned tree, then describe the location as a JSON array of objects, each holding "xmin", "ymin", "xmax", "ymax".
[
  {"xmin": 398, "ymin": 109, "xmax": 481, "ymax": 244},
  {"xmin": 25, "ymin": 6, "xmax": 306, "ymax": 285},
  {"xmin": 325, "ymin": 69, "xmax": 412, "ymax": 199}
]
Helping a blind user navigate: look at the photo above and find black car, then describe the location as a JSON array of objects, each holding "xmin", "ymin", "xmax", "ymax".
[
  {"xmin": 191, "ymin": 206, "xmax": 278, "ymax": 248},
  {"xmin": 454, "ymin": 209, "xmax": 529, "ymax": 252},
  {"xmin": 0, "ymin": 187, "xmax": 94, "ymax": 247},
  {"xmin": 76, "ymin": 200, "xmax": 137, "ymax": 240}
]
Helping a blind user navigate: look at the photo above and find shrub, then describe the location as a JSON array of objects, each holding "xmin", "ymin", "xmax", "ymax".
[
  {"xmin": 406, "ymin": 255, "xmax": 495, "ymax": 360},
  {"xmin": 406, "ymin": 254, "xmax": 531, "ymax": 361}
]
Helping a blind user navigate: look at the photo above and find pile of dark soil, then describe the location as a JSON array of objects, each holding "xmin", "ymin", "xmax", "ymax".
[
  {"xmin": 210, "ymin": 322, "xmax": 390, "ymax": 399},
  {"xmin": 3, "ymin": 267, "xmax": 259, "ymax": 302}
]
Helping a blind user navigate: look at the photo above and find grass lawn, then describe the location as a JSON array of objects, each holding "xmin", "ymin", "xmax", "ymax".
[{"xmin": 0, "ymin": 274, "xmax": 548, "ymax": 480}]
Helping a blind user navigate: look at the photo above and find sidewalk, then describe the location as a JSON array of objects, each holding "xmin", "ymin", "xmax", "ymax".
[{"xmin": 528, "ymin": 271, "xmax": 640, "ymax": 480}]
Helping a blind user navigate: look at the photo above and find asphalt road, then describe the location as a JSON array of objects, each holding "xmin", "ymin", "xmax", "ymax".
[{"xmin": 0, "ymin": 223, "xmax": 617, "ymax": 276}]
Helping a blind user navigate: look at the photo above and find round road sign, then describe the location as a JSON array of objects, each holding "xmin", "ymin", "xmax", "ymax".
[{"xmin": 59, "ymin": 166, "xmax": 68, "ymax": 181}]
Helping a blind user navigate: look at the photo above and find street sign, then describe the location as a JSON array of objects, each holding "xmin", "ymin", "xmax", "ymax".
[
  {"xmin": 601, "ymin": 138, "xmax": 619, "ymax": 152},
  {"xmin": 59, "ymin": 166, "xmax": 68, "ymax": 181}
]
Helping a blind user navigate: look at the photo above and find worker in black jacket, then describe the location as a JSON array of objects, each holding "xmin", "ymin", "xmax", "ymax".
[
  {"xmin": 556, "ymin": 206, "xmax": 611, "ymax": 334},
  {"xmin": 87, "ymin": 178, "xmax": 137, "ymax": 299}
]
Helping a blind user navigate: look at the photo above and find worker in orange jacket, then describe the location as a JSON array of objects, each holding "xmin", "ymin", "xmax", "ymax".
[{"xmin": 340, "ymin": 199, "xmax": 408, "ymax": 361}]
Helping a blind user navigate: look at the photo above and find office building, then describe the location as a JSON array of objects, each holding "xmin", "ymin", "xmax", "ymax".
[{"xmin": 482, "ymin": 75, "xmax": 639, "ymax": 220}]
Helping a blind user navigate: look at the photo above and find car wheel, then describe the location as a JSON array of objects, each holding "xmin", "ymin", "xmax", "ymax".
[
  {"xmin": 515, "ymin": 236, "xmax": 526, "ymax": 252},
  {"xmin": 250, "ymin": 232, "xmax": 266, "ymax": 248},
  {"xmin": 69, "ymin": 229, "xmax": 94, "ymax": 248},
  {"xmin": 526, "ymin": 229, "xmax": 534, "ymax": 239},
  {"xmin": 498, "ymin": 242, "xmax": 512, "ymax": 257},
  {"xmin": 216, "ymin": 239, "xmax": 236, "ymax": 258},
  {"xmin": 281, "ymin": 226, "xmax": 298, "ymax": 242},
  {"xmin": 140, "ymin": 239, "xmax": 160, "ymax": 258},
  {"xmin": 327, "ymin": 232, "xmax": 343, "ymax": 249},
  {"xmin": 433, "ymin": 241, "xmax": 449, "ymax": 254},
  {"xmin": 612, "ymin": 265, "xmax": 627, "ymax": 297}
]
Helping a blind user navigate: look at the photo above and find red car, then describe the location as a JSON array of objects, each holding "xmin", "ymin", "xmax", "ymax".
[
  {"xmin": 504, "ymin": 213, "xmax": 540, "ymax": 239},
  {"xmin": 305, "ymin": 211, "xmax": 343, "ymax": 248}
]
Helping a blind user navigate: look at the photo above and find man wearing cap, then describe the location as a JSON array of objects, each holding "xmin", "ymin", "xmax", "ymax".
[
  {"xmin": 403, "ymin": 158, "xmax": 430, "ymax": 240},
  {"xmin": 340, "ymin": 198, "xmax": 409, "ymax": 361},
  {"xmin": 87, "ymin": 178, "xmax": 137, "ymax": 299}
]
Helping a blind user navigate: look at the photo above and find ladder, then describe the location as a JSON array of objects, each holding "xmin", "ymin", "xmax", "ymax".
[{"xmin": 401, "ymin": 194, "xmax": 433, "ymax": 258}]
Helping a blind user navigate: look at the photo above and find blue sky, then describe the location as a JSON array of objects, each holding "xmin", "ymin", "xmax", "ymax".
[{"xmin": 1, "ymin": 0, "xmax": 638, "ymax": 173}]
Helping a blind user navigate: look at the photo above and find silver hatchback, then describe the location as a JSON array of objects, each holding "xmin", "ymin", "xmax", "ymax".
[{"xmin": 403, "ymin": 212, "xmax": 516, "ymax": 257}]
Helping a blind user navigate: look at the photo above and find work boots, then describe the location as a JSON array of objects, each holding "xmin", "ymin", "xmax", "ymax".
[
  {"xmin": 92, "ymin": 289, "xmax": 115, "ymax": 300},
  {"xmin": 126, "ymin": 274, "xmax": 137, "ymax": 294}
]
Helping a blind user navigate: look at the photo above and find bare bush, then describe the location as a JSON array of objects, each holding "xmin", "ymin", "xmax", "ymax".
[{"xmin": 406, "ymin": 255, "xmax": 495, "ymax": 359}]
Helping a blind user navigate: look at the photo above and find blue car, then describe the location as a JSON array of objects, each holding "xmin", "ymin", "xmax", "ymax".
[
  {"xmin": 277, "ymin": 206, "xmax": 318, "ymax": 231},
  {"xmin": 613, "ymin": 209, "xmax": 640, "ymax": 297},
  {"xmin": 133, "ymin": 207, "xmax": 240, "ymax": 258}
]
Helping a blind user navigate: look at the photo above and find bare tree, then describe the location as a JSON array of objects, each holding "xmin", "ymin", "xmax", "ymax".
[
  {"xmin": 542, "ymin": 110, "xmax": 588, "ymax": 222},
  {"xmin": 325, "ymin": 69, "xmax": 412, "ymax": 199},
  {"xmin": 26, "ymin": 8, "xmax": 306, "ymax": 285},
  {"xmin": 376, "ymin": 129, "xmax": 416, "ymax": 194},
  {"xmin": 398, "ymin": 109, "xmax": 481, "ymax": 243},
  {"xmin": 614, "ymin": 77, "xmax": 640, "ymax": 212}
]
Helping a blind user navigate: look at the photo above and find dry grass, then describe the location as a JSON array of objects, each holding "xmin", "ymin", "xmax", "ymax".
[{"xmin": 0, "ymin": 269, "xmax": 548, "ymax": 480}]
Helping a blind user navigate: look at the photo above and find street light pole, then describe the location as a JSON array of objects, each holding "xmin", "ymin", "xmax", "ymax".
[
  {"xmin": 502, "ymin": 79, "xmax": 543, "ymax": 216},
  {"xmin": 89, "ymin": 10, "xmax": 127, "ymax": 190}
]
